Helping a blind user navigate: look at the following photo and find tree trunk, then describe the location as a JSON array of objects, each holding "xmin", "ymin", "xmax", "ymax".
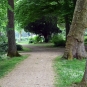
[
  {"xmin": 44, "ymin": 35, "xmax": 49, "ymax": 43},
  {"xmin": 7, "ymin": 0, "xmax": 20, "ymax": 57},
  {"xmin": 65, "ymin": 15, "xmax": 70, "ymax": 41},
  {"xmin": 63, "ymin": 0, "xmax": 87, "ymax": 60}
]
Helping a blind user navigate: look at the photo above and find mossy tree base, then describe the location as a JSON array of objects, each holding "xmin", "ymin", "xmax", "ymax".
[
  {"xmin": 7, "ymin": 51, "xmax": 21, "ymax": 57},
  {"xmin": 63, "ymin": 37, "xmax": 87, "ymax": 60}
]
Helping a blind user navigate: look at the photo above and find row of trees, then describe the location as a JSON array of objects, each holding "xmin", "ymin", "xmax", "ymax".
[
  {"xmin": 1, "ymin": 0, "xmax": 76, "ymax": 57},
  {"xmin": 15, "ymin": 0, "xmax": 76, "ymax": 38}
]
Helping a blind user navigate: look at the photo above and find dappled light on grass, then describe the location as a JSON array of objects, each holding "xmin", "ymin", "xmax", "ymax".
[{"xmin": 54, "ymin": 57, "xmax": 86, "ymax": 87}]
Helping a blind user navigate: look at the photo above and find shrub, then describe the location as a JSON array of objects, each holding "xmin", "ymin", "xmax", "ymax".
[
  {"xmin": 84, "ymin": 36, "xmax": 87, "ymax": 44},
  {"xmin": 29, "ymin": 35, "xmax": 44, "ymax": 44},
  {"xmin": 29, "ymin": 37, "xmax": 34, "ymax": 43},
  {"xmin": 16, "ymin": 44, "xmax": 23, "ymax": 51},
  {"xmin": 52, "ymin": 34, "xmax": 65, "ymax": 46},
  {"xmin": 0, "ymin": 35, "xmax": 8, "ymax": 59},
  {"xmin": 0, "ymin": 35, "xmax": 23, "ymax": 59},
  {"xmin": 33, "ymin": 35, "xmax": 44, "ymax": 43}
]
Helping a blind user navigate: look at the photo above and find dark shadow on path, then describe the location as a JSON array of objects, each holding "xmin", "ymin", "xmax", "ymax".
[{"xmin": 23, "ymin": 44, "xmax": 65, "ymax": 53}]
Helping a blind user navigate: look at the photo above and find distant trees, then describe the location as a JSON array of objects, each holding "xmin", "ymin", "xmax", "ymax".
[
  {"xmin": 24, "ymin": 16, "xmax": 61, "ymax": 42},
  {"xmin": 15, "ymin": 0, "xmax": 76, "ymax": 39}
]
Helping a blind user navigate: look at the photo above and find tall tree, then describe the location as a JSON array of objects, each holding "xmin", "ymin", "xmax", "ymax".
[
  {"xmin": 7, "ymin": 0, "xmax": 20, "ymax": 57},
  {"xmin": 63, "ymin": 0, "xmax": 87, "ymax": 60},
  {"xmin": 25, "ymin": 16, "xmax": 61, "ymax": 42}
]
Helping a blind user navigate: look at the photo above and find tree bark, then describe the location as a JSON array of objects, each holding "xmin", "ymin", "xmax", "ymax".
[
  {"xmin": 7, "ymin": 0, "xmax": 20, "ymax": 57},
  {"xmin": 43, "ymin": 35, "xmax": 49, "ymax": 43},
  {"xmin": 65, "ymin": 15, "xmax": 70, "ymax": 41},
  {"xmin": 63, "ymin": 0, "xmax": 87, "ymax": 60}
]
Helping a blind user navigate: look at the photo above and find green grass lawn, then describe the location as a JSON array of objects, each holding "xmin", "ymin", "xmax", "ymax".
[
  {"xmin": 0, "ymin": 44, "xmax": 30, "ymax": 78},
  {"xmin": 0, "ymin": 55, "xmax": 28, "ymax": 78},
  {"xmin": 53, "ymin": 56, "xmax": 86, "ymax": 87},
  {"xmin": 16, "ymin": 41, "xmax": 29, "ymax": 45}
]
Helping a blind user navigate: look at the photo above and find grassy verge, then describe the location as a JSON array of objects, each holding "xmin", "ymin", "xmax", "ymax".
[
  {"xmin": 18, "ymin": 46, "xmax": 31, "ymax": 52},
  {"xmin": 0, "ymin": 55, "xmax": 28, "ymax": 78},
  {"xmin": 53, "ymin": 56, "xmax": 86, "ymax": 87}
]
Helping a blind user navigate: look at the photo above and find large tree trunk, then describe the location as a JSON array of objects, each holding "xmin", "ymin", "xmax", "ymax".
[
  {"xmin": 63, "ymin": 0, "xmax": 87, "ymax": 60},
  {"xmin": 7, "ymin": 0, "xmax": 20, "ymax": 57}
]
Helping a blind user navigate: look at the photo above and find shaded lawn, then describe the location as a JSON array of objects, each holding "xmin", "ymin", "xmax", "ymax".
[
  {"xmin": 54, "ymin": 57, "xmax": 86, "ymax": 87},
  {"xmin": 0, "ymin": 55, "xmax": 28, "ymax": 78}
]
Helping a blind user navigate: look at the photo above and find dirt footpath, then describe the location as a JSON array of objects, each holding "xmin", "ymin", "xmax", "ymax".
[{"xmin": 0, "ymin": 45, "xmax": 64, "ymax": 87}]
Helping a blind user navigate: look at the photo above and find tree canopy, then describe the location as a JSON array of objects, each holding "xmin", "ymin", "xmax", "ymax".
[
  {"xmin": 0, "ymin": 0, "xmax": 8, "ymax": 31},
  {"xmin": 15, "ymin": 0, "xmax": 76, "ymax": 28}
]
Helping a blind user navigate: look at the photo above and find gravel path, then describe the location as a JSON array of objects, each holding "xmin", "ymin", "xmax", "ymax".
[{"xmin": 0, "ymin": 45, "xmax": 64, "ymax": 87}]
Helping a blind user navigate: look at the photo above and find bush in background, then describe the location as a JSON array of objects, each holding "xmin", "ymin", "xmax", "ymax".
[
  {"xmin": 52, "ymin": 34, "xmax": 65, "ymax": 46},
  {"xmin": 29, "ymin": 37, "xmax": 34, "ymax": 43},
  {"xmin": 33, "ymin": 35, "xmax": 44, "ymax": 43},
  {"xmin": 84, "ymin": 36, "xmax": 87, "ymax": 44},
  {"xmin": 29, "ymin": 35, "xmax": 44, "ymax": 43},
  {"xmin": 0, "ymin": 35, "xmax": 8, "ymax": 59},
  {"xmin": 16, "ymin": 44, "xmax": 23, "ymax": 51}
]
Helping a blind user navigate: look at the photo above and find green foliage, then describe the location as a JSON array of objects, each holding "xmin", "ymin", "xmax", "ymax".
[
  {"xmin": 33, "ymin": 35, "xmax": 43, "ymax": 43},
  {"xmin": 52, "ymin": 34, "xmax": 65, "ymax": 46},
  {"xmin": 24, "ymin": 16, "xmax": 61, "ymax": 43},
  {"xmin": 0, "ymin": 55, "xmax": 28, "ymax": 78},
  {"xmin": 29, "ymin": 35, "xmax": 44, "ymax": 43},
  {"xmin": 15, "ymin": 0, "xmax": 56, "ymax": 27},
  {"xmin": 15, "ymin": 0, "xmax": 75, "ymax": 28},
  {"xmin": 0, "ymin": 0, "xmax": 8, "ymax": 27},
  {"xmin": 29, "ymin": 37, "xmax": 34, "ymax": 43},
  {"xmin": 54, "ymin": 56, "xmax": 86, "ymax": 87},
  {"xmin": 0, "ymin": 36, "xmax": 8, "ymax": 58},
  {"xmin": 84, "ymin": 35, "xmax": 87, "ymax": 44}
]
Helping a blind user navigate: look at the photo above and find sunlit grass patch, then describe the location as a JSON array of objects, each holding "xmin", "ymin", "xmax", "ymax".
[
  {"xmin": 0, "ymin": 55, "xmax": 28, "ymax": 78},
  {"xmin": 54, "ymin": 57, "xmax": 86, "ymax": 87}
]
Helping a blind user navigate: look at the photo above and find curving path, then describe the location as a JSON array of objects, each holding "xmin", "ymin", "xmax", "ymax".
[{"xmin": 0, "ymin": 45, "xmax": 64, "ymax": 87}]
